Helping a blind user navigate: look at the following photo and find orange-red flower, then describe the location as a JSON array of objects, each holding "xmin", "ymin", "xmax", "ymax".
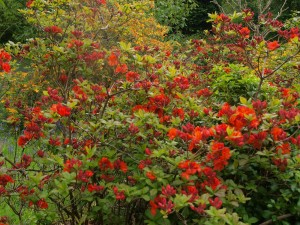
[
  {"xmin": 271, "ymin": 127, "xmax": 287, "ymax": 141},
  {"xmin": 229, "ymin": 106, "xmax": 259, "ymax": 130},
  {"xmin": 146, "ymin": 171, "xmax": 156, "ymax": 181},
  {"xmin": 115, "ymin": 64, "xmax": 128, "ymax": 74},
  {"xmin": 88, "ymin": 184, "xmax": 104, "ymax": 192},
  {"xmin": 178, "ymin": 160, "xmax": 201, "ymax": 179},
  {"xmin": 44, "ymin": 26, "xmax": 63, "ymax": 34},
  {"xmin": 239, "ymin": 27, "xmax": 250, "ymax": 38},
  {"xmin": 276, "ymin": 143, "xmax": 291, "ymax": 155},
  {"xmin": 96, "ymin": 0, "xmax": 106, "ymax": 4},
  {"xmin": 267, "ymin": 41, "xmax": 280, "ymax": 51},
  {"xmin": 51, "ymin": 103, "xmax": 71, "ymax": 117},
  {"xmin": 206, "ymin": 142, "xmax": 231, "ymax": 171},
  {"xmin": 114, "ymin": 159, "xmax": 128, "ymax": 173},
  {"xmin": 1, "ymin": 63, "xmax": 10, "ymax": 72},
  {"xmin": 125, "ymin": 71, "xmax": 140, "ymax": 82},
  {"xmin": 108, "ymin": 52, "xmax": 118, "ymax": 66},
  {"xmin": 168, "ymin": 128, "xmax": 178, "ymax": 140},
  {"xmin": 98, "ymin": 157, "xmax": 114, "ymax": 170}
]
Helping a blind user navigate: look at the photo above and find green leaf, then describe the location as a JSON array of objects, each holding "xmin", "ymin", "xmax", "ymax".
[
  {"xmin": 173, "ymin": 194, "xmax": 190, "ymax": 210},
  {"xmin": 240, "ymin": 96, "xmax": 247, "ymax": 105}
]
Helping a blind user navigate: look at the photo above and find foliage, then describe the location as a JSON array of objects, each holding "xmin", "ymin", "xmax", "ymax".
[
  {"xmin": 153, "ymin": 0, "xmax": 197, "ymax": 32},
  {"xmin": 0, "ymin": 1, "xmax": 300, "ymax": 225},
  {"xmin": 215, "ymin": 0, "xmax": 300, "ymax": 21},
  {"xmin": 0, "ymin": 0, "xmax": 35, "ymax": 43},
  {"xmin": 180, "ymin": 0, "xmax": 219, "ymax": 35}
]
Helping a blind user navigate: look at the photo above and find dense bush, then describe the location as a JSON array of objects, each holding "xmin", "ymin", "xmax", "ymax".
[{"xmin": 0, "ymin": 1, "xmax": 299, "ymax": 225}]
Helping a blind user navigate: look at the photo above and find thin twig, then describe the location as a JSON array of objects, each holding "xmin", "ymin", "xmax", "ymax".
[{"xmin": 259, "ymin": 214, "xmax": 293, "ymax": 225}]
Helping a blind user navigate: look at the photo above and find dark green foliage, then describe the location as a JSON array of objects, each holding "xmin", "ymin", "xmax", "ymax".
[
  {"xmin": 181, "ymin": 0, "xmax": 219, "ymax": 35},
  {"xmin": 153, "ymin": 0, "xmax": 197, "ymax": 32},
  {"xmin": 0, "ymin": 0, "xmax": 35, "ymax": 43}
]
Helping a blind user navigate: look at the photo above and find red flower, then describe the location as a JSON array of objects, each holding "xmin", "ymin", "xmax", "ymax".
[
  {"xmin": 197, "ymin": 88, "xmax": 213, "ymax": 97},
  {"xmin": 271, "ymin": 127, "xmax": 287, "ymax": 141},
  {"xmin": 0, "ymin": 50, "xmax": 11, "ymax": 62},
  {"xmin": 77, "ymin": 170, "xmax": 94, "ymax": 182},
  {"xmin": 229, "ymin": 106, "xmax": 259, "ymax": 130},
  {"xmin": 100, "ymin": 174, "xmax": 114, "ymax": 182},
  {"xmin": 252, "ymin": 100, "xmax": 267, "ymax": 113},
  {"xmin": 172, "ymin": 108, "xmax": 185, "ymax": 120},
  {"xmin": 128, "ymin": 123, "xmax": 139, "ymax": 134},
  {"xmin": 149, "ymin": 94, "xmax": 170, "ymax": 108},
  {"xmin": 225, "ymin": 130, "xmax": 244, "ymax": 146},
  {"xmin": 125, "ymin": 71, "xmax": 140, "ymax": 82},
  {"xmin": 26, "ymin": 0, "xmax": 34, "ymax": 8},
  {"xmin": 173, "ymin": 76, "xmax": 190, "ymax": 90},
  {"xmin": 36, "ymin": 198, "xmax": 48, "ymax": 209},
  {"xmin": 71, "ymin": 30, "xmax": 83, "ymax": 38},
  {"xmin": 188, "ymin": 126, "xmax": 213, "ymax": 151},
  {"xmin": 145, "ymin": 148, "xmax": 152, "ymax": 155},
  {"xmin": 276, "ymin": 143, "xmax": 291, "ymax": 155},
  {"xmin": 273, "ymin": 158, "xmax": 288, "ymax": 171},
  {"xmin": 209, "ymin": 197, "xmax": 222, "ymax": 209},
  {"xmin": 190, "ymin": 203, "xmax": 206, "ymax": 214},
  {"xmin": 168, "ymin": 128, "xmax": 178, "ymax": 140},
  {"xmin": 149, "ymin": 200, "xmax": 158, "ymax": 216},
  {"xmin": 267, "ymin": 41, "xmax": 280, "ymax": 51},
  {"xmin": 248, "ymin": 131, "xmax": 267, "ymax": 149},
  {"xmin": 1, "ymin": 63, "xmax": 10, "ymax": 72},
  {"xmin": 21, "ymin": 154, "xmax": 32, "ymax": 168},
  {"xmin": 146, "ymin": 171, "xmax": 156, "ymax": 181},
  {"xmin": 63, "ymin": 159, "xmax": 82, "ymax": 172},
  {"xmin": 96, "ymin": 0, "xmax": 106, "ymax": 4},
  {"xmin": 156, "ymin": 197, "xmax": 174, "ymax": 214},
  {"xmin": 206, "ymin": 142, "xmax": 231, "ymax": 171},
  {"xmin": 98, "ymin": 157, "xmax": 114, "ymax": 170},
  {"xmin": 114, "ymin": 159, "xmax": 128, "ymax": 173},
  {"xmin": 178, "ymin": 160, "xmax": 201, "ymax": 180},
  {"xmin": 49, "ymin": 137, "xmax": 61, "ymax": 146},
  {"xmin": 113, "ymin": 187, "xmax": 126, "ymax": 200},
  {"xmin": 18, "ymin": 135, "xmax": 30, "ymax": 147},
  {"xmin": 115, "ymin": 64, "xmax": 128, "ymax": 74},
  {"xmin": 44, "ymin": 26, "xmax": 63, "ymax": 34},
  {"xmin": 239, "ymin": 27, "xmax": 250, "ymax": 38},
  {"xmin": 0, "ymin": 174, "xmax": 14, "ymax": 186},
  {"xmin": 51, "ymin": 103, "xmax": 71, "ymax": 117},
  {"xmin": 88, "ymin": 184, "xmax": 104, "ymax": 192},
  {"xmin": 161, "ymin": 185, "xmax": 176, "ymax": 197},
  {"xmin": 218, "ymin": 102, "xmax": 234, "ymax": 118},
  {"xmin": 263, "ymin": 68, "xmax": 273, "ymax": 76},
  {"xmin": 108, "ymin": 52, "xmax": 118, "ymax": 66},
  {"xmin": 138, "ymin": 159, "xmax": 152, "ymax": 170}
]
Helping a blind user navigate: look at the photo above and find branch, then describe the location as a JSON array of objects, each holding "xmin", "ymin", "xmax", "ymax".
[
  {"xmin": 259, "ymin": 214, "xmax": 293, "ymax": 225},
  {"xmin": 274, "ymin": 0, "xmax": 288, "ymax": 20},
  {"xmin": 264, "ymin": 47, "xmax": 300, "ymax": 79},
  {"xmin": 211, "ymin": 0, "xmax": 225, "ymax": 13}
]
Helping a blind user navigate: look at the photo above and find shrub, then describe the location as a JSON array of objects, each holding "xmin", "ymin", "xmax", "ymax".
[{"xmin": 0, "ymin": 2, "xmax": 300, "ymax": 225}]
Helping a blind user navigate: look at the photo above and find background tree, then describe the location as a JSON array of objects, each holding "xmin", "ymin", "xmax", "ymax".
[
  {"xmin": 180, "ymin": 0, "xmax": 219, "ymax": 35},
  {"xmin": 0, "ymin": 0, "xmax": 35, "ymax": 43}
]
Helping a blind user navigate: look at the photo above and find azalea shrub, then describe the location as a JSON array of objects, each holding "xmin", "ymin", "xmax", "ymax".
[{"xmin": 0, "ymin": 1, "xmax": 300, "ymax": 225}]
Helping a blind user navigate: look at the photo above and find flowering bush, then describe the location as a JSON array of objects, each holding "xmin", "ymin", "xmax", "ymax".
[{"xmin": 1, "ymin": 1, "xmax": 300, "ymax": 225}]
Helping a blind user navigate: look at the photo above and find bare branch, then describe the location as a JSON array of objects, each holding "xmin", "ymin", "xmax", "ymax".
[
  {"xmin": 211, "ymin": 0, "xmax": 225, "ymax": 13},
  {"xmin": 261, "ymin": 0, "xmax": 273, "ymax": 15},
  {"xmin": 274, "ymin": 0, "xmax": 288, "ymax": 20},
  {"xmin": 259, "ymin": 214, "xmax": 293, "ymax": 225}
]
